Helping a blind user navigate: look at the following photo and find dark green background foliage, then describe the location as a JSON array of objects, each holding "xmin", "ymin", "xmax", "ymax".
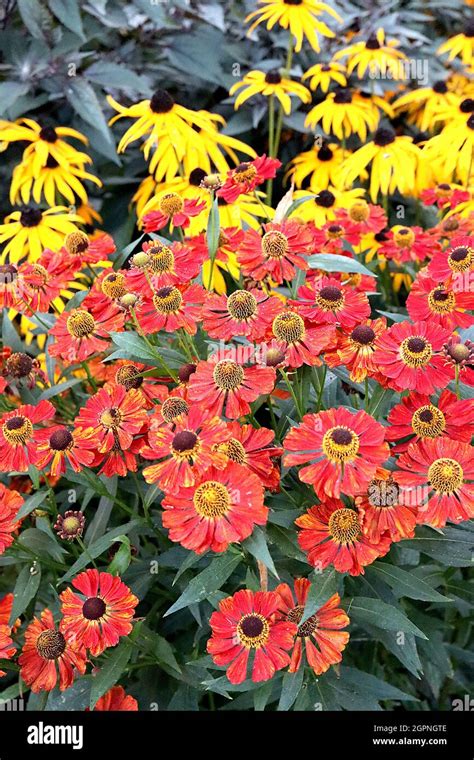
[{"xmin": 0, "ymin": 0, "xmax": 473, "ymax": 712}]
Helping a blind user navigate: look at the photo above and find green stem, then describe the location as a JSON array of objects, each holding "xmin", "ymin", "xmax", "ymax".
[
  {"xmin": 315, "ymin": 365, "xmax": 327, "ymax": 412},
  {"xmin": 77, "ymin": 536, "xmax": 98, "ymax": 570},
  {"xmin": 81, "ymin": 361, "xmax": 97, "ymax": 393},
  {"xmin": 280, "ymin": 369, "xmax": 303, "ymax": 420},
  {"xmin": 130, "ymin": 309, "xmax": 178, "ymax": 382}
]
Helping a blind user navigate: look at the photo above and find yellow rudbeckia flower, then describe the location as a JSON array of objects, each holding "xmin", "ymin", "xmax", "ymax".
[
  {"xmin": 290, "ymin": 186, "xmax": 365, "ymax": 225},
  {"xmin": 302, "ymin": 61, "xmax": 347, "ymax": 92},
  {"xmin": 305, "ymin": 88, "xmax": 380, "ymax": 141},
  {"xmin": 230, "ymin": 69, "xmax": 311, "ymax": 115},
  {"xmin": 423, "ymin": 113, "xmax": 474, "ymax": 186},
  {"xmin": 334, "ymin": 28, "xmax": 407, "ymax": 79},
  {"xmin": 0, "ymin": 206, "xmax": 83, "ymax": 263},
  {"xmin": 10, "ymin": 155, "xmax": 101, "ymax": 207},
  {"xmin": 285, "ymin": 140, "xmax": 348, "ymax": 190},
  {"xmin": 393, "ymin": 80, "xmax": 460, "ymax": 132},
  {"xmin": 0, "ymin": 119, "xmax": 90, "ymax": 175},
  {"xmin": 438, "ymin": 20, "xmax": 474, "ymax": 66},
  {"xmin": 246, "ymin": 0, "xmax": 342, "ymax": 53},
  {"xmin": 341, "ymin": 127, "xmax": 420, "ymax": 202}
]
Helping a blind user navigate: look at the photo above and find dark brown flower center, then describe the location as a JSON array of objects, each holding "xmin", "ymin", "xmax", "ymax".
[
  {"xmin": 5, "ymin": 352, "xmax": 33, "ymax": 377},
  {"xmin": 150, "ymin": 89, "xmax": 174, "ymax": 113},
  {"xmin": 39, "ymin": 126, "xmax": 58, "ymax": 143},
  {"xmin": 317, "ymin": 143, "xmax": 333, "ymax": 161},
  {"xmin": 116, "ymin": 364, "xmax": 143, "ymax": 390},
  {"xmin": 178, "ymin": 363, "xmax": 197, "ymax": 383},
  {"xmin": 82, "ymin": 597, "xmax": 106, "ymax": 620},
  {"xmin": 50, "ymin": 428, "xmax": 73, "ymax": 451},
  {"xmin": 351, "ymin": 325, "xmax": 375, "ymax": 345},
  {"xmin": 334, "ymin": 88, "xmax": 352, "ymax": 104},
  {"xmin": 265, "ymin": 70, "xmax": 282, "ymax": 84},
  {"xmin": 432, "ymin": 80, "xmax": 448, "ymax": 94},
  {"xmin": 20, "ymin": 208, "xmax": 42, "ymax": 227},
  {"xmin": 365, "ymin": 34, "xmax": 380, "ymax": 49},
  {"xmin": 189, "ymin": 168, "xmax": 207, "ymax": 186},
  {"xmin": 172, "ymin": 430, "xmax": 198, "ymax": 452},
  {"xmin": 374, "ymin": 128, "xmax": 396, "ymax": 147},
  {"xmin": 315, "ymin": 190, "xmax": 335, "ymax": 208}
]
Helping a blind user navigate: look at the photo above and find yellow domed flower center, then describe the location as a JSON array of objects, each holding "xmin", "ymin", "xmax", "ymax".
[
  {"xmin": 3, "ymin": 415, "xmax": 33, "ymax": 445},
  {"xmin": 36, "ymin": 629, "xmax": 66, "ymax": 660},
  {"xmin": 394, "ymin": 227, "xmax": 415, "ymax": 247},
  {"xmin": 153, "ymin": 286, "xmax": 182, "ymax": 314},
  {"xmin": 428, "ymin": 457, "xmax": 463, "ymax": 493},
  {"xmin": 316, "ymin": 285, "xmax": 344, "ymax": 311},
  {"xmin": 116, "ymin": 364, "xmax": 143, "ymax": 390},
  {"xmin": 131, "ymin": 251, "xmax": 150, "ymax": 270},
  {"xmin": 272, "ymin": 311, "xmax": 305, "ymax": 343},
  {"xmin": 237, "ymin": 613, "xmax": 270, "ymax": 648},
  {"xmin": 101, "ymin": 272, "xmax": 127, "ymax": 299},
  {"xmin": 348, "ymin": 200, "xmax": 370, "ymax": 222},
  {"xmin": 287, "ymin": 605, "xmax": 319, "ymax": 637},
  {"xmin": 148, "ymin": 246, "xmax": 175, "ymax": 273},
  {"xmin": 328, "ymin": 508, "xmax": 361, "ymax": 544},
  {"xmin": 233, "ymin": 163, "xmax": 257, "ymax": 184},
  {"xmin": 158, "ymin": 193, "xmax": 184, "ymax": 217},
  {"xmin": 219, "ymin": 437, "xmax": 247, "ymax": 465},
  {"xmin": 161, "ymin": 397, "xmax": 189, "ymax": 422},
  {"xmin": 64, "ymin": 231, "xmax": 89, "ymax": 256},
  {"xmin": 66, "ymin": 310, "xmax": 95, "ymax": 338},
  {"xmin": 213, "ymin": 360, "xmax": 244, "ymax": 390},
  {"xmin": 99, "ymin": 407, "xmax": 123, "ymax": 430},
  {"xmin": 262, "ymin": 230, "xmax": 289, "ymax": 259},
  {"xmin": 322, "ymin": 426, "xmax": 360, "ymax": 462},
  {"xmin": 30, "ymin": 263, "xmax": 49, "ymax": 288},
  {"xmin": 227, "ymin": 290, "xmax": 258, "ymax": 320},
  {"xmin": 411, "ymin": 405, "xmax": 446, "ymax": 438},
  {"xmin": 448, "ymin": 245, "xmax": 473, "ymax": 273},
  {"xmin": 400, "ymin": 336, "xmax": 433, "ymax": 368},
  {"xmin": 428, "ymin": 287, "xmax": 456, "ymax": 314},
  {"xmin": 62, "ymin": 515, "xmax": 82, "ymax": 533},
  {"xmin": 193, "ymin": 481, "xmax": 230, "ymax": 518}
]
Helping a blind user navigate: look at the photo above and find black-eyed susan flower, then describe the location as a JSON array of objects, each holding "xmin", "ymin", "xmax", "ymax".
[
  {"xmin": 290, "ymin": 185, "xmax": 365, "ymax": 225},
  {"xmin": 305, "ymin": 88, "xmax": 379, "ymax": 141},
  {"xmin": 423, "ymin": 112, "xmax": 474, "ymax": 186},
  {"xmin": 341, "ymin": 127, "xmax": 420, "ymax": 202},
  {"xmin": 0, "ymin": 119, "xmax": 90, "ymax": 169},
  {"xmin": 246, "ymin": 0, "xmax": 342, "ymax": 53},
  {"xmin": 302, "ymin": 61, "xmax": 347, "ymax": 92},
  {"xmin": 10, "ymin": 154, "xmax": 101, "ymax": 208},
  {"xmin": 230, "ymin": 69, "xmax": 311, "ymax": 114},
  {"xmin": 285, "ymin": 140, "xmax": 346, "ymax": 190},
  {"xmin": 334, "ymin": 28, "xmax": 407, "ymax": 79},
  {"xmin": 0, "ymin": 206, "xmax": 83, "ymax": 263},
  {"xmin": 438, "ymin": 19, "xmax": 474, "ymax": 66},
  {"xmin": 393, "ymin": 80, "xmax": 460, "ymax": 132}
]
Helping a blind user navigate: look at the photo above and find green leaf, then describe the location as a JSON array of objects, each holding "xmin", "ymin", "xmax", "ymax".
[
  {"xmin": 253, "ymin": 680, "xmax": 274, "ymax": 711},
  {"xmin": 89, "ymin": 639, "xmax": 133, "ymax": 710},
  {"xmin": 19, "ymin": 528, "xmax": 66, "ymax": 563},
  {"xmin": 38, "ymin": 378, "xmax": 82, "ymax": 400},
  {"xmin": 349, "ymin": 597, "xmax": 428, "ymax": 639},
  {"xmin": 16, "ymin": 490, "xmax": 48, "ymax": 520},
  {"xmin": 58, "ymin": 521, "xmax": 140, "ymax": 582},
  {"xmin": 65, "ymin": 78, "xmax": 113, "ymax": 144},
  {"xmin": 377, "ymin": 310, "xmax": 408, "ymax": 323},
  {"xmin": 0, "ymin": 82, "xmax": 29, "ymax": 115},
  {"xmin": 206, "ymin": 196, "xmax": 220, "ymax": 258},
  {"xmin": 165, "ymin": 553, "xmax": 242, "ymax": 616},
  {"xmin": 300, "ymin": 567, "xmax": 339, "ymax": 625},
  {"xmin": 9, "ymin": 564, "xmax": 42, "ymax": 626},
  {"xmin": 107, "ymin": 536, "xmax": 132, "ymax": 576},
  {"xmin": 48, "ymin": 0, "xmax": 85, "ymax": 39},
  {"xmin": 308, "ymin": 253, "xmax": 376, "ymax": 278},
  {"xmin": 402, "ymin": 525, "xmax": 474, "ymax": 567},
  {"xmin": 86, "ymin": 63, "xmax": 151, "ymax": 95},
  {"xmin": 243, "ymin": 527, "xmax": 279, "ymax": 579},
  {"xmin": 367, "ymin": 563, "xmax": 453, "ymax": 603},
  {"xmin": 278, "ymin": 668, "xmax": 305, "ymax": 711}
]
